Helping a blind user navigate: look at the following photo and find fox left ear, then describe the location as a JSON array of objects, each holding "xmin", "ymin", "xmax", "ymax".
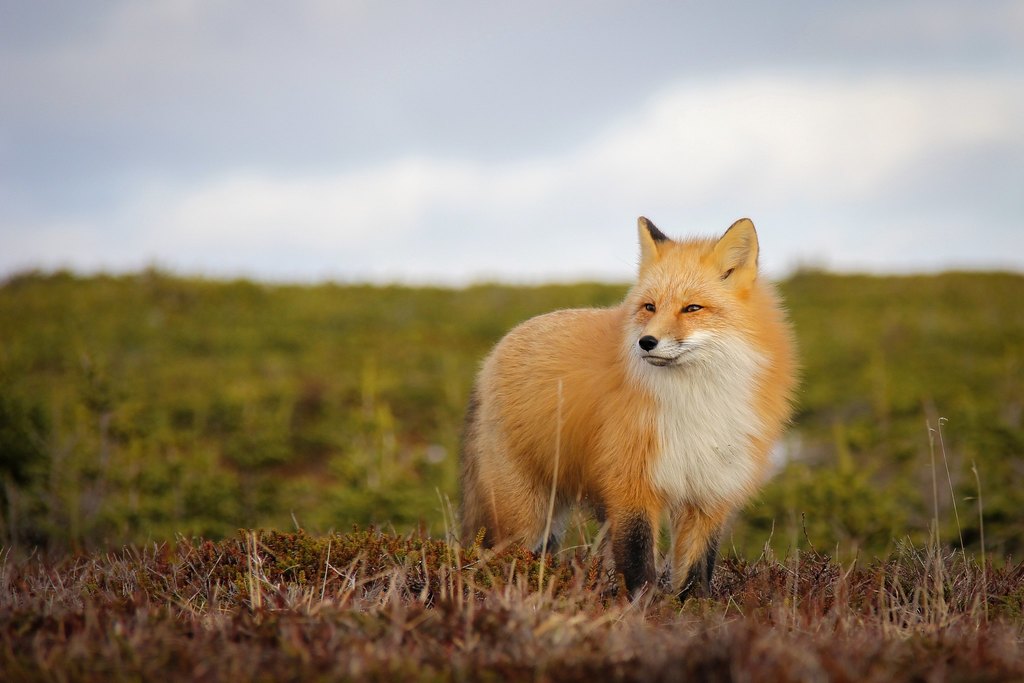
[
  {"xmin": 713, "ymin": 218, "xmax": 759, "ymax": 286},
  {"xmin": 638, "ymin": 216, "xmax": 669, "ymax": 272}
]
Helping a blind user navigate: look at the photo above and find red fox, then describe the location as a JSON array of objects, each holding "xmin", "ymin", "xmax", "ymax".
[{"xmin": 460, "ymin": 217, "xmax": 796, "ymax": 598}]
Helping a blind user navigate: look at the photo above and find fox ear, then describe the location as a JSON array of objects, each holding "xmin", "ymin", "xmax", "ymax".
[
  {"xmin": 713, "ymin": 218, "xmax": 759, "ymax": 286},
  {"xmin": 638, "ymin": 216, "xmax": 669, "ymax": 272}
]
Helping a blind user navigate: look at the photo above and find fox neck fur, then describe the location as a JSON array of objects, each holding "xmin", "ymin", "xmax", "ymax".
[{"xmin": 623, "ymin": 326, "xmax": 767, "ymax": 510}]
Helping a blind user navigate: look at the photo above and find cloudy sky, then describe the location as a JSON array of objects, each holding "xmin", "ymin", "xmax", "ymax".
[{"xmin": 2, "ymin": 1, "xmax": 1022, "ymax": 284}]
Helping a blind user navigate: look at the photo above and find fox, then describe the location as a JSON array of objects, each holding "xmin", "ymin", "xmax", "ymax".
[{"xmin": 460, "ymin": 216, "xmax": 797, "ymax": 599}]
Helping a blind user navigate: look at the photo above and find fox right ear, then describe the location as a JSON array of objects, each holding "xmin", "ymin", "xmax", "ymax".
[
  {"xmin": 713, "ymin": 218, "xmax": 760, "ymax": 287},
  {"xmin": 638, "ymin": 216, "xmax": 669, "ymax": 272}
]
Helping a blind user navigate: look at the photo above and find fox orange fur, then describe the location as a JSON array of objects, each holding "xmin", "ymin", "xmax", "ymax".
[{"xmin": 460, "ymin": 217, "xmax": 796, "ymax": 598}]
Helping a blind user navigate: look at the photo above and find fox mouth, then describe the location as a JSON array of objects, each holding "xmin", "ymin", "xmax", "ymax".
[{"xmin": 641, "ymin": 346, "xmax": 697, "ymax": 367}]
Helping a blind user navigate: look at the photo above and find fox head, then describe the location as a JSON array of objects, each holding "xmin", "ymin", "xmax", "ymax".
[{"xmin": 625, "ymin": 216, "xmax": 762, "ymax": 368}]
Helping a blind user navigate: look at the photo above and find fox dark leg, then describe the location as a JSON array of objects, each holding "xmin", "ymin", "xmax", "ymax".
[
  {"xmin": 612, "ymin": 511, "xmax": 657, "ymax": 596},
  {"xmin": 533, "ymin": 533, "xmax": 560, "ymax": 556}
]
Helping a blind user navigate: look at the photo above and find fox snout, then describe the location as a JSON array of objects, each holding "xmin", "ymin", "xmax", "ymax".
[{"xmin": 638, "ymin": 335, "xmax": 659, "ymax": 351}]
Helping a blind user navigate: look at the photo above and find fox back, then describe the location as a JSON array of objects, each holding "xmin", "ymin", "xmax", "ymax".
[{"xmin": 460, "ymin": 217, "xmax": 796, "ymax": 598}]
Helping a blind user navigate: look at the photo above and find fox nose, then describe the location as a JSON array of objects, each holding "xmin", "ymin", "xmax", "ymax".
[{"xmin": 638, "ymin": 335, "xmax": 658, "ymax": 351}]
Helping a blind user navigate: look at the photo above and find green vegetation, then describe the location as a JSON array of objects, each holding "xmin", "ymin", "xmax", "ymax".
[{"xmin": 1, "ymin": 269, "xmax": 1022, "ymax": 560}]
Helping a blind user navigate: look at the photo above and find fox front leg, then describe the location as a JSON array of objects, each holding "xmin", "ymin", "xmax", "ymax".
[
  {"xmin": 611, "ymin": 510, "xmax": 658, "ymax": 596},
  {"xmin": 671, "ymin": 504, "xmax": 727, "ymax": 601}
]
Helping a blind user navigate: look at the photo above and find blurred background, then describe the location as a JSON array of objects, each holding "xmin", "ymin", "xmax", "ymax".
[{"xmin": 1, "ymin": 1, "xmax": 1022, "ymax": 557}]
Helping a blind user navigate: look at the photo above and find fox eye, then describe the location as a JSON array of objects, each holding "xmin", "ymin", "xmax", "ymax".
[
  {"xmin": 682, "ymin": 304, "xmax": 703, "ymax": 313},
  {"xmin": 643, "ymin": 303, "xmax": 656, "ymax": 313}
]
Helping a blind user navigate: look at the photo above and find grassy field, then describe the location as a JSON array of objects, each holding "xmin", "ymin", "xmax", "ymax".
[
  {"xmin": 1, "ymin": 269, "xmax": 1023, "ymax": 680},
  {"xmin": 1, "ymin": 269, "xmax": 1022, "ymax": 558}
]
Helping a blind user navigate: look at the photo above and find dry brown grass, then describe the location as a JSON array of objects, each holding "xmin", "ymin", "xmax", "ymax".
[{"xmin": 2, "ymin": 529, "xmax": 1023, "ymax": 682}]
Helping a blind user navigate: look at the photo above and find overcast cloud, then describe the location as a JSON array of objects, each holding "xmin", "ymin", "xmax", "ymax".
[{"xmin": 2, "ymin": 0, "xmax": 1022, "ymax": 283}]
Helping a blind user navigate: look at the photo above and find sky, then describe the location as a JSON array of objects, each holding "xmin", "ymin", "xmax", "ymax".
[{"xmin": 2, "ymin": 0, "xmax": 1022, "ymax": 284}]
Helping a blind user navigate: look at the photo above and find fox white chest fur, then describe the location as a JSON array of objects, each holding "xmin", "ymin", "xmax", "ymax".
[{"xmin": 630, "ymin": 332, "xmax": 767, "ymax": 508}]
